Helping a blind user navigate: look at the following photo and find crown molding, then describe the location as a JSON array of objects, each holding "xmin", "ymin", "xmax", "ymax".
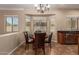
[
  {"xmin": 25, "ymin": 13, "xmax": 55, "ymax": 16},
  {"xmin": 0, "ymin": 8, "xmax": 24, "ymax": 10}
]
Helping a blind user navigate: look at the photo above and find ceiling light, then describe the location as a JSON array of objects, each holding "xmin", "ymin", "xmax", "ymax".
[{"xmin": 34, "ymin": 4, "xmax": 50, "ymax": 13}]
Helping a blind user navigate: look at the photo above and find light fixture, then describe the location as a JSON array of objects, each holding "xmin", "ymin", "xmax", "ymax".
[{"xmin": 34, "ymin": 4, "xmax": 50, "ymax": 13}]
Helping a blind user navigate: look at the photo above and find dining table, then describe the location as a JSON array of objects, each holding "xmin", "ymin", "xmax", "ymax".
[{"xmin": 29, "ymin": 32, "xmax": 48, "ymax": 41}]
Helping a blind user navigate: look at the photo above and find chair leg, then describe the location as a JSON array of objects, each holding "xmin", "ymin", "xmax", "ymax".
[
  {"xmin": 32, "ymin": 43, "xmax": 35, "ymax": 50},
  {"xmin": 35, "ymin": 49, "xmax": 37, "ymax": 55},
  {"xmin": 49, "ymin": 43, "xmax": 51, "ymax": 51},
  {"xmin": 25, "ymin": 45, "xmax": 26, "ymax": 50},
  {"xmin": 25, "ymin": 43, "xmax": 29, "ymax": 50},
  {"xmin": 42, "ymin": 46, "xmax": 45, "ymax": 55},
  {"xmin": 27, "ymin": 44, "xmax": 29, "ymax": 49},
  {"xmin": 34, "ymin": 46, "xmax": 38, "ymax": 55},
  {"xmin": 25, "ymin": 43, "xmax": 27, "ymax": 50},
  {"xmin": 34, "ymin": 44, "xmax": 38, "ymax": 55}
]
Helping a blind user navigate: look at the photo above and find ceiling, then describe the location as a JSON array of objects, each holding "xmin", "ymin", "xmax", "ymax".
[{"xmin": 0, "ymin": 4, "xmax": 79, "ymax": 10}]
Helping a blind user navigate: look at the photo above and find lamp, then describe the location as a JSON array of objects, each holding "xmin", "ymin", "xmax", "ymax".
[{"xmin": 34, "ymin": 4, "xmax": 50, "ymax": 13}]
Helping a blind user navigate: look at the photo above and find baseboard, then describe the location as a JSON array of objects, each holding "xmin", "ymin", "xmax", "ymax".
[{"xmin": 8, "ymin": 41, "xmax": 25, "ymax": 55}]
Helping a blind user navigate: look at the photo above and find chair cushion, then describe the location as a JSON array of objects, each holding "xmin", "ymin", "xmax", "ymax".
[
  {"xmin": 45, "ymin": 38, "xmax": 50, "ymax": 43},
  {"xmin": 28, "ymin": 38, "xmax": 33, "ymax": 42}
]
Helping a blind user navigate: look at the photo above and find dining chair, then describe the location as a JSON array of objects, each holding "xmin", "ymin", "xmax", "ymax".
[
  {"xmin": 45, "ymin": 32, "xmax": 53, "ymax": 49},
  {"xmin": 23, "ymin": 32, "xmax": 34, "ymax": 50},
  {"xmin": 33, "ymin": 32, "xmax": 46, "ymax": 55}
]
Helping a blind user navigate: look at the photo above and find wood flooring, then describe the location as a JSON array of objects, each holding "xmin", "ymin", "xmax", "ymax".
[{"xmin": 12, "ymin": 42, "xmax": 78, "ymax": 55}]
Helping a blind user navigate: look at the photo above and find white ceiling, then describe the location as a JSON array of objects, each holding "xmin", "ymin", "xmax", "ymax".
[{"xmin": 0, "ymin": 4, "xmax": 79, "ymax": 10}]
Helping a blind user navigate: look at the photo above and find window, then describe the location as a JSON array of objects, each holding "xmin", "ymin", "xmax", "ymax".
[
  {"xmin": 33, "ymin": 16, "xmax": 47, "ymax": 32},
  {"xmin": 66, "ymin": 16, "xmax": 79, "ymax": 30},
  {"xmin": 5, "ymin": 16, "xmax": 19, "ymax": 32},
  {"xmin": 25, "ymin": 16, "xmax": 31, "ymax": 32}
]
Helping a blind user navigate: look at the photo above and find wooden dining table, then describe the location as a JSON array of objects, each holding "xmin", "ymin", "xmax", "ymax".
[{"xmin": 29, "ymin": 32, "xmax": 48, "ymax": 41}]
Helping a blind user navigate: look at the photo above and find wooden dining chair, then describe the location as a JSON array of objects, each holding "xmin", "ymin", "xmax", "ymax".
[
  {"xmin": 45, "ymin": 33, "xmax": 53, "ymax": 49},
  {"xmin": 33, "ymin": 32, "xmax": 46, "ymax": 55},
  {"xmin": 23, "ymin": 32, "xmax": 34, "ymax": 50}
]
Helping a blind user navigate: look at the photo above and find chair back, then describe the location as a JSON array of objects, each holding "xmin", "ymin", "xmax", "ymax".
[
  {"xmin": 34, "ymin": 32, "xmax": 46, "ymax": 48},
  {"xmin": 23, "ymin": 32, "xmax": 29, "ymax": 43},
  {"xmin": 48, "ymin": 33, "xmax": 53, "ymax": 42}
]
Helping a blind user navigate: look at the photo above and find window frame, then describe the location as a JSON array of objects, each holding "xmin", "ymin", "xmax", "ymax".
[
  {"xmin": 25, "ymin": 16, "xmax": 31, "ymax": 32},
  {"xmin": 4, "ymin": 15, "xmax": 19, "ymax": 33}
]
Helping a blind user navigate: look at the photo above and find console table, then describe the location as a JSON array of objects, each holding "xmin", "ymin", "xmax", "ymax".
[{"xmin": 57, "ymin": 31, "xmax": 79, "ymax": 44}]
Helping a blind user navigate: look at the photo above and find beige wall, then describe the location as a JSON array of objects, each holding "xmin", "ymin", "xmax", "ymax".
[
  {"xmin": 0, "ymin": 15, "xmax": 4, "ymax": 34},
  {"xmin": 0, "ymin": 32, "xmax": 25, "ymax": 54}
]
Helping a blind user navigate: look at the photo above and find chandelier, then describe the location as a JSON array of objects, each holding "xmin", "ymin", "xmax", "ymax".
[{"xmin": 34, "ymin": 4, "xmax": 50, "ymax": 13}]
